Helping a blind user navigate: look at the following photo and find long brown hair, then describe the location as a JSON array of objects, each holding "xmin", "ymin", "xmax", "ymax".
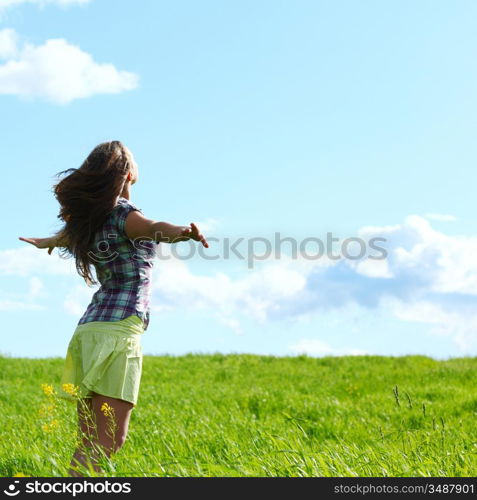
[{"xmin": 53, "ymin": 140, "xmax": 136, "ymax": 285}]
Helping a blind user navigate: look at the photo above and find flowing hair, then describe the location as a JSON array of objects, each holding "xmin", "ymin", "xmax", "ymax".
[{"xmin": 53, "ymin": 140, "xmax": 137, "ymax": 286}]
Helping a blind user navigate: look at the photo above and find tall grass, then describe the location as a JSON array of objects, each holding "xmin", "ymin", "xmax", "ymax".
[{"xmin": 1, "ymin": 353, "xmax": 476, "ymax": 477}]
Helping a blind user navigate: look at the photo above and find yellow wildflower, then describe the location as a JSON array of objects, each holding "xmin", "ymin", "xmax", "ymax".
[
  {"xmin": 13, "ymin": 472, "xmax": 29, "ymax": 477},
  {"xmin": 38, "ymin": 403, "xmax": 56, "ymax": 417},
  {"xmin": 101, "ymin": 402, "xmax": 114, "ymax": 417},
  {"xmin": 41, "ymin": 419, "xmax": 59, "ymax": 433},
  {"xmin": 62, "ymin": 383, "xmax": 79, "ymax": 396},
  {"xmin": 41, "ymin": 384, "xmax": 55, "ymax": 396}
]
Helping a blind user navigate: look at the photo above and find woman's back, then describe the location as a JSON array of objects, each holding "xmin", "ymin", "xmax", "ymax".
[{"xmin": 78, "ymin": 197, "xmax": 157, "ymax": 329}]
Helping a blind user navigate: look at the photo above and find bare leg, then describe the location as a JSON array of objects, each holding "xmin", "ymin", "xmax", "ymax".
[
  {"xmin": 68, "ymin": 392, "xmax": 134, "ymax": 476},
  {"xmin": 68, "ymin": 397, "xmax": 99, "ymax": 477},
  {"xmin": 90, "ymin": 392, "xmax": 135, "ymax": 457}
]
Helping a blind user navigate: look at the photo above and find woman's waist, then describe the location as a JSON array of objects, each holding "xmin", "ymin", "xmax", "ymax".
[
  {"xmin": 75, "ymin": 314, "xmax": 145, "ymax": 336},
  {"xmin": 93, "ymin": 281, "xmax": 152, "ymax": 294}
]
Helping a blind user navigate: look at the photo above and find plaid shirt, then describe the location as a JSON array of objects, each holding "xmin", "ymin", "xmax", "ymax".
[{"xmin": 78, "ymin": 197, "xmax": 157, "ymax": 330}]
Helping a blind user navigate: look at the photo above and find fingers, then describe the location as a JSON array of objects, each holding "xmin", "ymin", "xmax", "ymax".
[
  {"xmin": 19, "ymin": 236, "xmax": 54, "ymax": 255},
  {"xmin": 180, "ymin": 223, "xmax": 209, "ymax": 248},
  {"xmin": 190, "ymin": 223, "xmax": 208, "ymax": 247},
  {"xmin": 190, "ymin": 222, "xmax": 202, "ymax": 237},
  {"xmin": 19, "ymin": 237, "xmax": 36, "ymax": 246}
]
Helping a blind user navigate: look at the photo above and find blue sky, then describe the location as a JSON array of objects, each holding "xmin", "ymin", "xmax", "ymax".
[{"xmin": 1, "ymin": 0, "xmax": 477, "ymax": 359}]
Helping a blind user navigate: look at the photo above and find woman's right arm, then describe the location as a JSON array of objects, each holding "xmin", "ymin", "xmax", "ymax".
[
  {"xmin": 125, "ymin": 211, "xmax": 209, "ymax": 247},
  {"xmin": 18, "ymin": 230, "xmax": 69, "ymax": 254}
]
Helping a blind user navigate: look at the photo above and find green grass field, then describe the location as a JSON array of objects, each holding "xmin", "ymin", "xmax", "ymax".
[{"xmin": 1, "ymin": 353, "xmax": 477, "ymax": 477}]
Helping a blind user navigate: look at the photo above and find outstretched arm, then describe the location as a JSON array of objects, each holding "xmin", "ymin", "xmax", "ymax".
[
  {"xmin": 125, "ymin": 211, "xmax": 209, "ymax": 247},
  {"xmin": 19, "ymin": 231, "xmax": 68, "ymax": 254}
]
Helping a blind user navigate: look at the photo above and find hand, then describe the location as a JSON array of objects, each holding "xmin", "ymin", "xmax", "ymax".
[
  {"xmin": 18, "ymin": 236, "xmax": 56, "ymax": 255},
  {"xmin": 180, "ymin": 222, "xmax": 209, "ymax": 248}
]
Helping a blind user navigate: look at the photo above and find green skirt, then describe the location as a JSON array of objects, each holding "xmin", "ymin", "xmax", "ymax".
[{"xmin": 59, "ymin": 315, "xmax": 144, "ymax": 406}]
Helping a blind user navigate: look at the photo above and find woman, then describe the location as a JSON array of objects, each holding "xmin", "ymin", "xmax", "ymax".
[{"xmin": 19, "ymin": 140, "xmax": 208, "ymax": 476}]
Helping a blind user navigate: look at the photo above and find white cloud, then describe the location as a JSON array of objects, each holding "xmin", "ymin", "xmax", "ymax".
[
  {"xmin": 384, "ymin": 297, "xmax": 477, "ymax": 353},
  {"xmin": 288, "ymin": 339, "xmax": 368, "ymax": 357},
  {"xmin": 28, "ymin": 276, "xmax": 44, "ymax": 299},
  {"xmin": 0, "ymin": 275, "xmax": 45, "ymax": 311},
  {"xmin": 0, "ymin": 246, "xmax": 75, "ymax": 276},
  {"xmin": 150, "ymin": 250, "xmax": 308, "ymax": 325},
  {"xmin": 5, "ymin": 213, "xmax": 477, "ymax": 353},
  {"xmin": 425, "ymin": 213, "xmax": 457, "ymax": 222},
  {"xmin": 0, "ymin": 27, "xmax": 17, "ymax": 57},
  {"xmin": 0, "ymin": 299, "xmax": 42, "ymax": 311},
  {"xmin": 0, "ymin": 0, "xmax": 91, "ymax": 11},
  {"xmin": 63, "ymin": 284, "xmax": 94, "ymax": 315},
  {"xmin": 352, "ymin": 258, "xmax": 393, "ymax": 278},
  {"xmin": 149, "ymin": 215, "xmax": 477, "ymax": 352},
  {"xmin": 0, "ymin": 29, "xmax": 138, "ymax": 104},
  {"xmin": 193, "ymin": 218, "xmax": 222, "ymax": 235},
  {"xmin": 353, "ymin": 215, "xmax": 477, "ymax": 296}
]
